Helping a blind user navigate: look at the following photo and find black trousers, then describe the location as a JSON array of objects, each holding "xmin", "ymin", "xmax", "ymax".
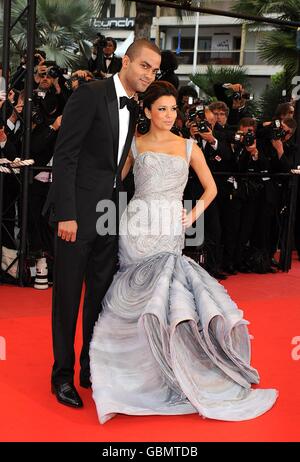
[
  {"xmin": 28, "ymin": 180, "xmax": 53, "ymax": 256},
  {"xmin": 51, "ymin": 229, "xmax": 118, "ymax": 385}
]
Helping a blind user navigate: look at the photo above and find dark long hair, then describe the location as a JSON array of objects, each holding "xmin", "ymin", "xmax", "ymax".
[{"xmin": 142, "ymin": 81, "xmax": 178, "ymax": 111}]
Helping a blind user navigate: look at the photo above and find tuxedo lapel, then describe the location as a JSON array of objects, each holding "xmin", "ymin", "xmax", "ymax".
[
  {"xmin": 105, "ymin": 77, "xmax": 119, "ymax": 166},
  {"xmin": 116, "ymin": 109, "xmax": 137, "ymax": 177}
]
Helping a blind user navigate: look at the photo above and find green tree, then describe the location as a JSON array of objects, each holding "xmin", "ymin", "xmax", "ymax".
[
  {"xmin": 191, "ymin": 64, "xmax": 259, "ymax": 114},
  {"xmin": 259, "ymin": 71, "xmax": 289, "ymax": 120},
  {"xmin": 231, "ymin": 0, "xmax": 300, "ymax": 77},
  {"xmin": 0, "ymin": 0, "xmax": 97, "ymax": 69},
  {"xmin": 191, "ymin": 65, "xmax": 251, "ymax": 97}
]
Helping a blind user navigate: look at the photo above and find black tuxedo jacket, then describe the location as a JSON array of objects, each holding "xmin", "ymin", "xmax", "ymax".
[
  {"xmin": 44, "ymin": 78, "xmax": 136, "ymax": 237},
  {"xmin": 88, "ymin": 54, "xmax": 122, "ymax": 77}
]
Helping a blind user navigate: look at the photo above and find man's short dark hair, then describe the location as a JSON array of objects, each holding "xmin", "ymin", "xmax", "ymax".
[
  {"xmin": 239, "ymin": 117, "xmax": 257, "ymax": 130},
  {"xmin": 105, "ymin": 37, "xmax": 117, "ymax": 51},
  {"xmin": 125, "ymin": 39, "xmax": 161, "ymax": 61},
  {"xmin": 209, "ymin": 101, "xmax": 229, "ymax": 117}
]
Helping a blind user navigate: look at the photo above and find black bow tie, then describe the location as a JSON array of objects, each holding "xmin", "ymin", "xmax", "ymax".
[
  {"xmin": 119, "ymin": 96, "xmax": 138, "ymax": 113},
  {"xmin": 105, "ymin": 56, "xmax": 113, "ymax": 61}
]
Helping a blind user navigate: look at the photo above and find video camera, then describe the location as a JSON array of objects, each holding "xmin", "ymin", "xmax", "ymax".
[{"xmin": 187, "ymin": 99, "xmax": 211, "ymax": 134}]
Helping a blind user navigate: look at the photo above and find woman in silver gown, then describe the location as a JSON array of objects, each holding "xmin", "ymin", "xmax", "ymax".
[{"xmin": 90, "ymin": 81, "xmax": 278, "ymax": 424}]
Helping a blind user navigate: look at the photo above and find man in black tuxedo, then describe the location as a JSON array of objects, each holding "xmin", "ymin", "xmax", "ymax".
[
  {"xmin": 88, "ymin": 37, "xmax": 122, "ymax": 80},
  {"xmin": 45, "ymin": 39, "xmax": 161, "ymax": 408}
]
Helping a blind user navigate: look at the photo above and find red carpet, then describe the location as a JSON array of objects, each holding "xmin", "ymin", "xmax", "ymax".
[{"xmin": 1, "ymin": 254, "xmax": 300, "ymax": 442}]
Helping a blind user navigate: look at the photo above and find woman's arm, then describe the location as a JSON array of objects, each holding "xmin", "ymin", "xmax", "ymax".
[
  {"xmin": 184, "ymin": 142, "xmax": 217, "ymax": 228},
  {"xmin": 121, "ymin": 150, "xmax": 134, "ymax": 181}
]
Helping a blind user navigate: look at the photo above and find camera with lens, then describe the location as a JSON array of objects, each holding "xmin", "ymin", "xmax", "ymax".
[
  {"xmin": 47, "ymin": 65, "xmax": 68, "ymax": 79},
  {"xmin": 93, "ymin": 33, "xmax": 107, "ymax": 53},
  {"xmin": 31, "ymin": 90, "xmax": 45, "ymax": 125},
  {"xmin": 262, "ymin": 119, "xmax": 287, "ymax": 141},
  {"xmin": 64, "ymin": 74, "xmax": 94, "ymax": 92},
  {"xmin": 234, "ymin": 130, "xmax": 256, "ymax": 147},
  {"xmin": 243, "ymin": 130, "xmax": 256, "ymax": 146},
  {"xmin": 270, "ymin": 119, "xmax": 287, "ymax": 140},
  {"xmin": 137, "ymin": 104, "xmax": 149, "ymax": 135},
  {"xmin": 232, "ymin": 91, "xmax": 253, "ymax": 101},
  {"xmin": 188, "ymin": 101, "xmax": 210, "ymax": 134}
]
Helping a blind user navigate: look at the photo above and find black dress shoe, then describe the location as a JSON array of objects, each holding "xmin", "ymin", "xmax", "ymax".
[
  {"xmin": 271, "ymin": 258, "xmax": 280, "ymax": 268},
  {"xmin": 266, "ymin": 266, "xmax": 278, "ymax": 274},
  {"xmin": 51, "ymin": 382, "xmax": 83, "ymax": 408}
]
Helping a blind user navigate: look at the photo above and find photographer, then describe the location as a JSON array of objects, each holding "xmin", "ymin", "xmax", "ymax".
[
  {"xmin": 88, "ymin": 36, "xmax": 122, "ymax": 79},
  {"xmin": 258, "ymin": 118, "xmax": 297, "ymax": 173},
  {"xmin": 0, "ymin": 122, "xmax": 18, "ymax": 257},
  {"xmin": 233, "ymin": 118, "xmax": 282, "ymax": 273},
  {"xmin": 157, "ymin": 50, "xmax": 179, "ymax": 89},
  {"xmin": 187, "ymin": 105, "xmax": 233, "ymax": 172},
  {"xmin": 11, "ymin": 50, "xmax": 46, "ymax": 91},
  {"xmin": 213, "ymin": 82, "xmax": 254, "ymax": 128},
  {"xmin": 32, "ymin": 67, "xmax": 66, "ymax": 126},
  {"xmin": 26, "ymin": 69, "xmax": 65, "ymax": 288},
  {"xmin": 274, "ymin": 102, "xmax": 295, "ymax": 121},
  {"xmin": 6, "ymin": 90, "xmax": 24, "ymax": 152},
  {"xmin": 185, "ymin": 106, "xmax": 233, "ymax": 279},
  {"xmin": 258, "ymin": 117, "xmax": 297, "ymax": 265}
]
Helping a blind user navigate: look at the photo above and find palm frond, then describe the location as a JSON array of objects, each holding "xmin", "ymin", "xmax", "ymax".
[
  {"xmin": 191, "ymin": 65, "xmax": 251, "ymax": 97},
  {"xmin": 259, "ymin": 71, "xmax": 290, "ymax": 120},
  {"xmin": 0, "ymin": 0, "xmax": 98, "ymax": 70},
  {"xmin": 258, "ymin": 30, "xmax": 298, "ymax": 75}
]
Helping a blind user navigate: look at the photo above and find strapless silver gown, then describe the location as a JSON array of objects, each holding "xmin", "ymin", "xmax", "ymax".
[{"xmin": 90, "ymin": 138, "xmax": 278, "ymax": 424}]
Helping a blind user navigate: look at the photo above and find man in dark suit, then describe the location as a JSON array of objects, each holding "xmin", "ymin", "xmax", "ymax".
[
  {"xmin": 45, "ymin": 39, "xmax": 161, "ymax": 408},
  {"xmin": 88, "ymin": 37, "xmax": 122, "ymax": 80}
]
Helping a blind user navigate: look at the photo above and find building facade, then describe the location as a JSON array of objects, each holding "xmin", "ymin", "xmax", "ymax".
[{"xmin": 93, "ymin": 0, "xmax": 283, "ymax": 95}]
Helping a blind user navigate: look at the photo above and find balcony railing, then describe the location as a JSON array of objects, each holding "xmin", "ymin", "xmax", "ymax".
[{"xmin": 174, "ymin": 50, "xmax": 267, "ymax": 66}]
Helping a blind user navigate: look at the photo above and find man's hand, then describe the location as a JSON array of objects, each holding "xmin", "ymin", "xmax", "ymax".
[
  {"xmin": 271, "ymin": 139, "xmax": 284, "ymax": 158},
  {"xmin": 199, "ymin": 128, "xmax": 216, "ymax": 145},
  {"xmin": 58, "ymin": 220, "xmax": 78, "ymax": 242},
  {"xmin": 246, "ymin": 140, "xmax": 258, "ymax": 155},
  {"xmin": 50, "ymin": 115, "xmax": 62, "ymax": 131},
  {"xmin": 189, "ymin": 123, "xmax": 200, "ymax": 139},
  {"xmin": 230, "ymin": 83, "xmax": 243, "ymax": 93},
  {"xmin": 72, "ymin": 70, "xmax": 88, "ymax": 79},
  {"xmin": 0, "ymin": 128, "xmax": 7, "ymax": 143},
  {"xmin": 53, "ymin": 77, "xmax": 61, "ymax": 94}
]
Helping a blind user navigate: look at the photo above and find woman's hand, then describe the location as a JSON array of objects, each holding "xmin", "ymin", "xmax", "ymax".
[{"xmin": 182, "ymin": 208, "xmax": 193, "ymax": 229}]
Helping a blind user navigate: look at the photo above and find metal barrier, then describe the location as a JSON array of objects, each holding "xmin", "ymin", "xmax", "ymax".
[{"xmin": 0, "ymin": 166, "xmax": 298, "ymax": 285}]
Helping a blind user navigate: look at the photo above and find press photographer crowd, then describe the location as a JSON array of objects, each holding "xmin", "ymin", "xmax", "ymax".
[{"xmin": 1, "ymin": 35, "xmax": 300, "ymax": 288}]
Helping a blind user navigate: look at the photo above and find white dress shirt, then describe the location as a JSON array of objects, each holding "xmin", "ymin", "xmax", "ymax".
[
  {"xmin": 113, "ymin": 73, "xmax": 133, "ymax": 165},
  {"xmin": 7, "ymin": 119, "xmax": 21, "ymax": 133}
]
